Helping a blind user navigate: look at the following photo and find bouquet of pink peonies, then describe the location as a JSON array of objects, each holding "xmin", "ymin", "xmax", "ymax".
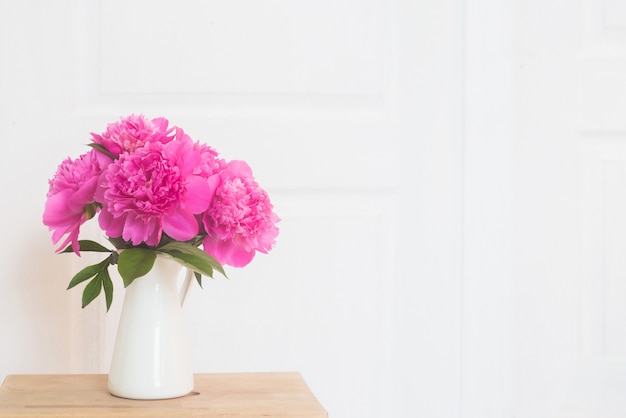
[{"xmin": 43, "ymin": 115, "xmax": 279, "ymax": 310}]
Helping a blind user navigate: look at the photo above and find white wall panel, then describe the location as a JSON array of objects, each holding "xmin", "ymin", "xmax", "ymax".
[
  {"xmin": 579, "ymin": 0, "xmax": 626, "ymax": 361},
  {"xmin": 0, "ymin": 0, "xmax": 80, "ymax": 381},
  {"xmin": 605, "ymin": 0, "xmax": 626, "ymax": 29},
  {"xmin": 99, "ymin": 0, "xmax": 385, "ymax": 96},
  {"xmin": 461, "ymin": 1, "xmax": 514, "ymax": 417},
  {"xmin": 578, "ymin": 57, "xmax": 626, "ymax": 131},
  {"xmin": 601, "ymin": 159, "xmax": 626, "ymax": 356},
  {"xmin": 0, "ymin": 1, "xmax": 466, "ymax": 417},
  {"xmin": 552, "ymin": 0, "xmax": 626, "ymax": 416},
  {"xmin": 581, "ymin": 138, "xmax": 626, "ymax": 358},
  {"xmin": 512, "ymin": 0, "xmax": 585, "ymax": 416},
  {"xmin": 582, "ymin": 0, "xmax": 626, "ymax": 50}
]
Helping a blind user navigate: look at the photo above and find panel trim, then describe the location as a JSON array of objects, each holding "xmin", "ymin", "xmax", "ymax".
[
  {"xmin": 72, "ymin": 0, "xmax": 399, "ymax": 118},
  {"xmin": 580, "ymin": 134, "xmax": 626, "ymax": 360}
]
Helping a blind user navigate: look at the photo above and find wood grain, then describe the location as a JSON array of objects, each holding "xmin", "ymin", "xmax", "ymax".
[{"xmin": 0, "ymin": 372, "xmax": 327, "ymax": 417}]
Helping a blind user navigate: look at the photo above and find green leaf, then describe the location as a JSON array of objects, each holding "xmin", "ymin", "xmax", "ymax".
[
  {"xmin": 61, "ymin": 240, "xmax": 112, "ymax": 254},
  {"xmin": 82, "ymin": 276, "xmax": 102, "ymax": 308},
  {"xmin": 88, "ymin": 142, "xmax": 116, "ymax": 159},
  {"xmin": 102, "ymin": 269, "xmax": 113, "ymax": 312},
  {"xmin": 67, "ymin": 258, "xmax": 110, "ymax": 289},
  {"xmin": 162, "ymin": 251, "xmax": 216, "ymax": 278},
  {"xmin": 159, "ymin": 242, "xmax": 227, "ymax": 277},
  {"xmin": 194, "ymin": 271, "xmax": 203, "ymax": 288},
  {"xmin": 117, "ymin": 248, "xmax": 157, "ymax": 287}
]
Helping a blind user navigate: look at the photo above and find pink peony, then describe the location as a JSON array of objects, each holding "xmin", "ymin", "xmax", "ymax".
[
  {"xmin": 90, "ymin": 114, "xmax": 174, "ymax": 157},
  {"xmin": 175, "ymin": 127, "xmax": 226, "ymax": 179},
  {"xmin": 202, "ymin": 160, "xmax": 280, "ymax": 267},
  {"xmin": 43, "ymin": 149, "xmax": 111, "ymax": 255},
  {"xmin": 97, "ymin": 136, "xmax": 213, "ymax": 246},
  {"xmin": 44, "ymin": 114, "xmax": 281, "ymax": 312}
]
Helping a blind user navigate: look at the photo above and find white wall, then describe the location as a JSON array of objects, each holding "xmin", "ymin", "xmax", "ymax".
[
  {"xmin": 0, "ymin": 1, "xmax": 459, "ymax": 418},
  {"xmin": 3, "ymin": 0, "xmax": 625, "ymax": 417}
]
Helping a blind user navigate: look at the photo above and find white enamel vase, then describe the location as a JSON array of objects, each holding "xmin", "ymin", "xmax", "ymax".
[{"xmin": 108, "ymin": 255, "xmax": 194, "ymax": 399}]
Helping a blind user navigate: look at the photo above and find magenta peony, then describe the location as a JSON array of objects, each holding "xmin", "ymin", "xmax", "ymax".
[
  {"xmin": 97, "ymin": 136, "xmax": 213, "ymax": 246},
  {"xmin": 90, "ymin": 114, "xmax": 174, "ymax": 157},
  {"xmin": 202, "ymin": 160, "xmax": 280, "ymax": 267},
  {"xmin": 44, "ymin": 114, "xmax": 279, "ymax": 310},
  {"xmin": 175, "ymin": 127, "xmax": 227, "ymax": 179},
  {"xmin": 43, "ymin": 149, "xmax": 111, "ymax": 255}
]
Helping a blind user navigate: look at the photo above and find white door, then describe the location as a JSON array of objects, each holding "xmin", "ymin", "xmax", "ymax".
[
  {"xmin": 14, "ymin": 0, "xmax": 616, "ymax": 417},
  {"xmin": 463, "ymin": 0, "xmax": 626, "ymax": 417},
  {"xmin": 510, "ymin": 0, "xmax": 626, "ymax": 416},
  {"xmin": 0, "ymin": 1, "xmax": 464, "ymax": 418}
]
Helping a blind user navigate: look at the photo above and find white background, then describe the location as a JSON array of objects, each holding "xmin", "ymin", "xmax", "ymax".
[{"xmin": 1, "ymin": 0, "xmax": 625, "ymax": 417}]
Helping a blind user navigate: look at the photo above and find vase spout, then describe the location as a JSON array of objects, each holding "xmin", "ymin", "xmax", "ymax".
[{"xmin": 178, "ymin": 268, "xmax": 194, "ymax": 307}]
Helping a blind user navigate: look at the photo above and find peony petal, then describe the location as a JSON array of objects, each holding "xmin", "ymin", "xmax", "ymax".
[
  {"xmin": 227, "ymin": 245, "xmax": 256, "ymax": 267},
  {"xmin": 202, "ymin": 235, "xmax": 232, "ymax": 265},
  {"xmin": 98, "ymin": 208, "xmax": 122, "ymax": 239},
  {"xmin": 43, "ymin": 190, "xmax": 74, "ymax": 225},
  {"xmin": 122, "ymin": 213, "xmax": 159, "ymax": 246},
  {"xmin": 67, "ymin": 176, "xmax": 99, "ymax": 212},
  {"xmin": 202, "ymin": 235, "xmax": 255, "ymax": 268},
  {"xmin": 141, "ymin": 217, "xmax": 162, "ymax": 246},
  {"xmin": 184, "ymin": 176, "xmax": 212, "ymax": 214},
  {"xmin": 163, "ymin": 207, "xmax": 199, "ymax": 241},
  {"xmin": 226, "ymin": 160, "xmax": 253, "ymax": 178}
]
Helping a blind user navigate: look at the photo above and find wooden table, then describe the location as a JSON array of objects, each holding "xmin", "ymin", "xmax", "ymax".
[{"xmin": 0, "ymin": 372, "xmax": 327, "ymax": 417}]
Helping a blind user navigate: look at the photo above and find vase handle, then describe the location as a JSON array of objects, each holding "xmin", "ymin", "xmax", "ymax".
[{"xmin": 178, "ymin": 268, "xmax": 194, "ymax": 307}]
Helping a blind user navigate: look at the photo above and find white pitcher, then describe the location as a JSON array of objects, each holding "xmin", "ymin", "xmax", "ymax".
[{"xmin": 108, "ymin": 254, "xmax": 193, "ymax": 399}]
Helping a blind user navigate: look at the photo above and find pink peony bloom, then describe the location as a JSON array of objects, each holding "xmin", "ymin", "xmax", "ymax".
[
  {"xmin": 202, "ymin": 160, "xmax": 280, "ymax": 267},
  {"xmin": 97, "ymin": 136, "xmax": 213, "ymax": 246},
  {"xmin": 90, "ymin": 114, "xmax": 174, "ymax": 157},
  {"xmin": 43, "ymin": 149, "xmax": 111, "ymax": 255},
  {"xmin": 175, "ymin": 127, "xmax": 226, "ymax": 179}
]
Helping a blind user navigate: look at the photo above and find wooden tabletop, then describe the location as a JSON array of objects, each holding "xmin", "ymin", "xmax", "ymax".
[{"xmin": 0, "ymin": 372, "xmax": 327, "ymax": 417}]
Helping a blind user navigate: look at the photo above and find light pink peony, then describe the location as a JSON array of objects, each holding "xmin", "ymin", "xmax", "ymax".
[
  {"xmin": 43, "ymin": 149, "xmax": 111, "ymax": 255},
  {"xmin": 97, "ymin": 136, "xmax": 213, "ymax": 246},
  {"xmin": 202, "ymin": 160, "xmax": 280, "ymax": 267},
  {"xmin": 90, "ymin": 114, "xmax": 174, "ymax": 157}
]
